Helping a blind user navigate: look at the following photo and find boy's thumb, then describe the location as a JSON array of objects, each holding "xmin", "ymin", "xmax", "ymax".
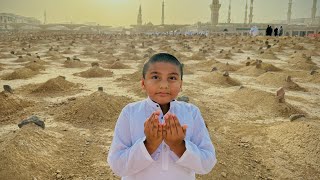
[{"xmin": 182, "ymin": 124, "xmax": 188, "ymax": 133}]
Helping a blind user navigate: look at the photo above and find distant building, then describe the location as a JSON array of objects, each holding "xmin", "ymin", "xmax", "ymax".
[
  {"xmin": 137, "ymin": 5, "xmax": 142, "ymax": 26},
  {"xmin": 210, "ymin": 0, "xmax": 221, "ymax": 26},
  {"xmin": 274, "ymin": 16, "xmax": 320, "ymax": 25},
  {"xmin": 0, "ymin": 13, "xmax": 41, "ymax": 24}
]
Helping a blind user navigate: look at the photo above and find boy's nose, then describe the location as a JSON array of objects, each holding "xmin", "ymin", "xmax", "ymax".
[{"xmin": 159, "ymin": 80, "xmax": 169, "ymax": 89}]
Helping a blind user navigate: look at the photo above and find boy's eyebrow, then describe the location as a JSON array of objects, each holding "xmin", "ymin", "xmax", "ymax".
[
  {"xmin": 168, "ymin": 72, "xmax": 179, "ymax": 76},
  {"xmin": 149, "ymin": 71, "xmax": 179, "ymax": 76}
]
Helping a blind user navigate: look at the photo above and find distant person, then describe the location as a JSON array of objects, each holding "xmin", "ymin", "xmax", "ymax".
[
  {"xmin": 250, "ymin": 26, "xmax": 259, "ymax": 36},
  {"xmin": 274, "ymin": 27, "xmax": 279, "ymax": 36},
  {"xmin": 269, "ymin": 26, "xmax": 273, "ymax": 36},
  {"xmin": 107, "ymin": 53, "xmax": 217, "ymax": 179},
  {"xmin": 266, "ymin": 25, "xmax": 270, "ymax": 36},
  {"xmin": 279, "ymin": 26, "xmax": 284, "ymax": 36}
]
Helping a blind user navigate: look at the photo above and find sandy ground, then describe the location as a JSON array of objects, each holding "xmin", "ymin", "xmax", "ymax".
[{"xmin": 0, "ymin": 32, "xmax": 319, "ymax": 180}]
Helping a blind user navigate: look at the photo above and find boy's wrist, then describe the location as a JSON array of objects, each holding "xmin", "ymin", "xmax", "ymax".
[
  {"xmin": 169, "ymin": 140, "xmax": 186, "ymax": 157},
  {"xmin": 144, "ymin": 139, "xmax": 158, "ymax": 154}
]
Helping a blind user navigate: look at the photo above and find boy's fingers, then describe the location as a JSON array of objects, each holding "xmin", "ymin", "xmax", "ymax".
[
  {"xmin": 173, "ymin": 115, "xmax": 181, "ymax": 127},
  {"xmin": 173, "ymin": 115, "xmax": 181, "ymax": 134},
  {"xmin": 152, "ymin": 115, "xmax": 159, "ymax": 132},
  {"xmin": 162, "ymin": 124, "xmax": 167, "ymax": 138},
  {"xmin": 167, "ymin": 115, "xmax": 173, "ymax": 135},
  {"xmin": 157, "ymin": 124, "xmax": 161, "ymax": 137},
  {"xmin": 182, "ymin": 124, "xmax": 188, "ymax": 134},
  {"xmin": 150, "ymin": 113, "xmax": 156, "ymax": 129},
  {"xmin": 176, "ymin": 126, "xmax": 183, "ymax": 136},
  {"xmin": 170, "ymin": 115, "xmax": 176, "ymax": 135},
  {"xmin": 144, "ymin": 118, "xmax": 151, "ymax": 135},
  {"xmin": 154, "ymin": 110, "xmax": 161, "ymax": 116}
]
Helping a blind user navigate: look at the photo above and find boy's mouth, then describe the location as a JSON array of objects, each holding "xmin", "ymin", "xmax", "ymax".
[{"xmin": 156, "ymin": 92, "xmax": 170, "ymax": 96}]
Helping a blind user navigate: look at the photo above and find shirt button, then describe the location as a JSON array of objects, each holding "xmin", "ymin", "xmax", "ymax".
[{"xmin": 163, "ymin": 145, "xmax": 167, "ymax": 151}]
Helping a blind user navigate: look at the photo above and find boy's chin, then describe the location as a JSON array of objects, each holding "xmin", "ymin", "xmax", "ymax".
[{"xmin": 151, "ymin": 97, "xmax": 175, "ymax": 105}]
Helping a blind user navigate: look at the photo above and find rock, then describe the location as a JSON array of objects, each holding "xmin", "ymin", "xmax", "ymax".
[
  {"xmin": 67, "ymin": 97, "xmax": 76, "ymax": 101},
  {"xmin": 18, "ymin": 115, "xmax": 45, "ymax": 129},
  {"xmin": 98, "ymin": 87, "xmax": 103, "ymax": 92},
  {"xmin": 221, "ymin": 172, "xmax": 227, "ymax": 178},
  {"xmin": 255, "ymin": 60, "xmax": 262, "ymax": 68},
  {"xmin": 56, "ymin": 174, "xmax": 62, "ymax": 179},
  {"xmin": 73, "ymin": 56, "xmax": 80, "ymax": 61},
  {"xmin": 3, "ymin": 85, "xmax": 13, "ymax": 93},
  {"xmin": 276, "ymin": 87, "xmax": 285, "ymax": 103},
  {"xmin": 66, "ymin": 57, "xmax": 71, "ymax": 60},
  {"xmin": 10, "ymin": 51, "xmax": 15, "ymax": 54},
  {"xmin": 310, "ymin": 70, "xmax": 318, "ymax": 75},
  {"xmin": 58, "ymin": 75, "xmax": 66, "ymax": 80},
  {"xmin": 177, "ymin": 96, "xmax": 189, "ymax": 103},
  {"xmin": 246, "ymin": 62, "xmax": 250, "ymax": 66},
  {"xmin": 289, "ymin": 114, "xmax": 305, "ymax": 121},
  {"xmin": 285, "ymin": 75, "xmax": 292, "ymax": 82},
  {"xmin": 239, "ymin": 85, "xmax": 245, "ymax": 89},
  {"xmin": 223, "ymin": 71, "xmax": 229, "ymax": 77},
  {"xmin": 211, "ymin": 67, "xmax": 218, "ymax": 72},
  {"xmin": 91, "ymin": 62, "xmax": 99, "ymax": 67}
]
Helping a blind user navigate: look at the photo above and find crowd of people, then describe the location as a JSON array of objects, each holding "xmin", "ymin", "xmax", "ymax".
[{"xmin": 266, "ymin": 25, "xmax": 283, "ymax": 36}]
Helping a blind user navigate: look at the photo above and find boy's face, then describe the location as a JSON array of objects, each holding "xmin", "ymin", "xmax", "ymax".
[{"xmin": 142, "ymin": 62, "xmax": 182, "ymax": 105}]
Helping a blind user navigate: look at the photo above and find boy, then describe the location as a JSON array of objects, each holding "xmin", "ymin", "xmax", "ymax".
[{"xmin": 107, "ymin": 53, "xmax": 216, "ymax": 179}]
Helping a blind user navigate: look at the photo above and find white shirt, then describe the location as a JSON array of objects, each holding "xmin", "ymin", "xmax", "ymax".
[{"xmin": 107, "ymin": 97, "xmax": 217, "ymax": 180}]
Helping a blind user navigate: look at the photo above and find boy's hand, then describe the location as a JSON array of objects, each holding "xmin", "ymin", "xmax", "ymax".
[
  {"xmin": 144, "ymin": 111, "xmax": 164, "ymax": 154},
  {"xmin": 163, "ymin": 113, "xmax": 187, "ymax": 157}
]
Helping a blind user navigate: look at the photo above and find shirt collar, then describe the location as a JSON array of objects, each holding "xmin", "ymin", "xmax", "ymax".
[{"xmin": 146, "ymin": 96, "xmax": 176, "ymax": 110}]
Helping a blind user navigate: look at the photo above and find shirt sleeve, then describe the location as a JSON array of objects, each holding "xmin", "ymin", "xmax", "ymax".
[
  {"xmin": 175, "ymin": 106, "xmax": 217, "ymax": 174},
  {"xmin": 107, "ymin": 105, "xmax": 154, "ymax": 177}
]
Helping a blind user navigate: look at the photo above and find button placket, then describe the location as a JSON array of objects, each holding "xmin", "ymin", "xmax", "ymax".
[{"xmin": 162, "ymin": 144, "xmax": 169, "ymax": 170}]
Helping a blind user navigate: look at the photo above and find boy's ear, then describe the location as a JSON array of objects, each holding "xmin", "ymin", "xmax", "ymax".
[{"xmin": 141, "ymin": 79, "xmax": 146, "ymax": 90}]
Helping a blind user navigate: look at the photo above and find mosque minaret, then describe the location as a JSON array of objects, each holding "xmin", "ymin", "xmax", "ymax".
[
  {"xmin": 227, "ymin": 0, "xmax": 232, "ymax": 24},
  {"xmin": 248, "ymin": 0, "xmax": 254, "ymax": 24},
  {"xmin": 287, "ymin": 0, "xmax": 293, "ymax": 24},
  {"xmin": 244, "ymin": 0, "xmax": 248, "ymax": 24},
  {"xmin": 311, "ymin": 0, "xmax": 318, "ymax": 24},
  {"xmin": 137, "ymin": 5, "xmax": 142, "ymax": 26},
  {"xmin": 161, "ymin": 1, "xmax": 165, "ymax": 25},
  {"xmin": 210, "ymin": 0, "xmax": 221, "ymax": 26}
]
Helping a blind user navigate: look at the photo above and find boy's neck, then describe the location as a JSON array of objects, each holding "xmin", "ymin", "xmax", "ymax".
[{"xmin": 160, "ymin": 103, "xmax": 170, "ymax": 114}]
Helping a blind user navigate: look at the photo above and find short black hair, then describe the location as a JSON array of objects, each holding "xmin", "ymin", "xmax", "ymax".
[{"xmin": 142, "ymin": 53, "xmax": 183, "ymax": 80}]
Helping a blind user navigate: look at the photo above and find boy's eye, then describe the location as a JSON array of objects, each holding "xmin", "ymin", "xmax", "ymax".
[
  {"xmin": 169, "ymin": 76, "xmax": 177, "ymax": 80},
  {"xmin": 151, "ymin": 75, "xmax": 159, "ymax": 79}
]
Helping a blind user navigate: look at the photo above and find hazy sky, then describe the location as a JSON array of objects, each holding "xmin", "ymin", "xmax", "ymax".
[{"xmin": 0, "ymin": 0, "xmax": 319, "ymax": 26}]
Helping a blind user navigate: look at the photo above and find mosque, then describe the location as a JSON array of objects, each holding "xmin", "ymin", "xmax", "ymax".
[
  {"xmin": 0, "ymin": 0, "xmax": 319, "ymax": 35},
  {"xmin": 0, "ymin": 13, "xmax": 41, "ymax": 24},
  {"xmin": 133, "ymin": 0, "xmax": 320, "ymax": 36}
]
